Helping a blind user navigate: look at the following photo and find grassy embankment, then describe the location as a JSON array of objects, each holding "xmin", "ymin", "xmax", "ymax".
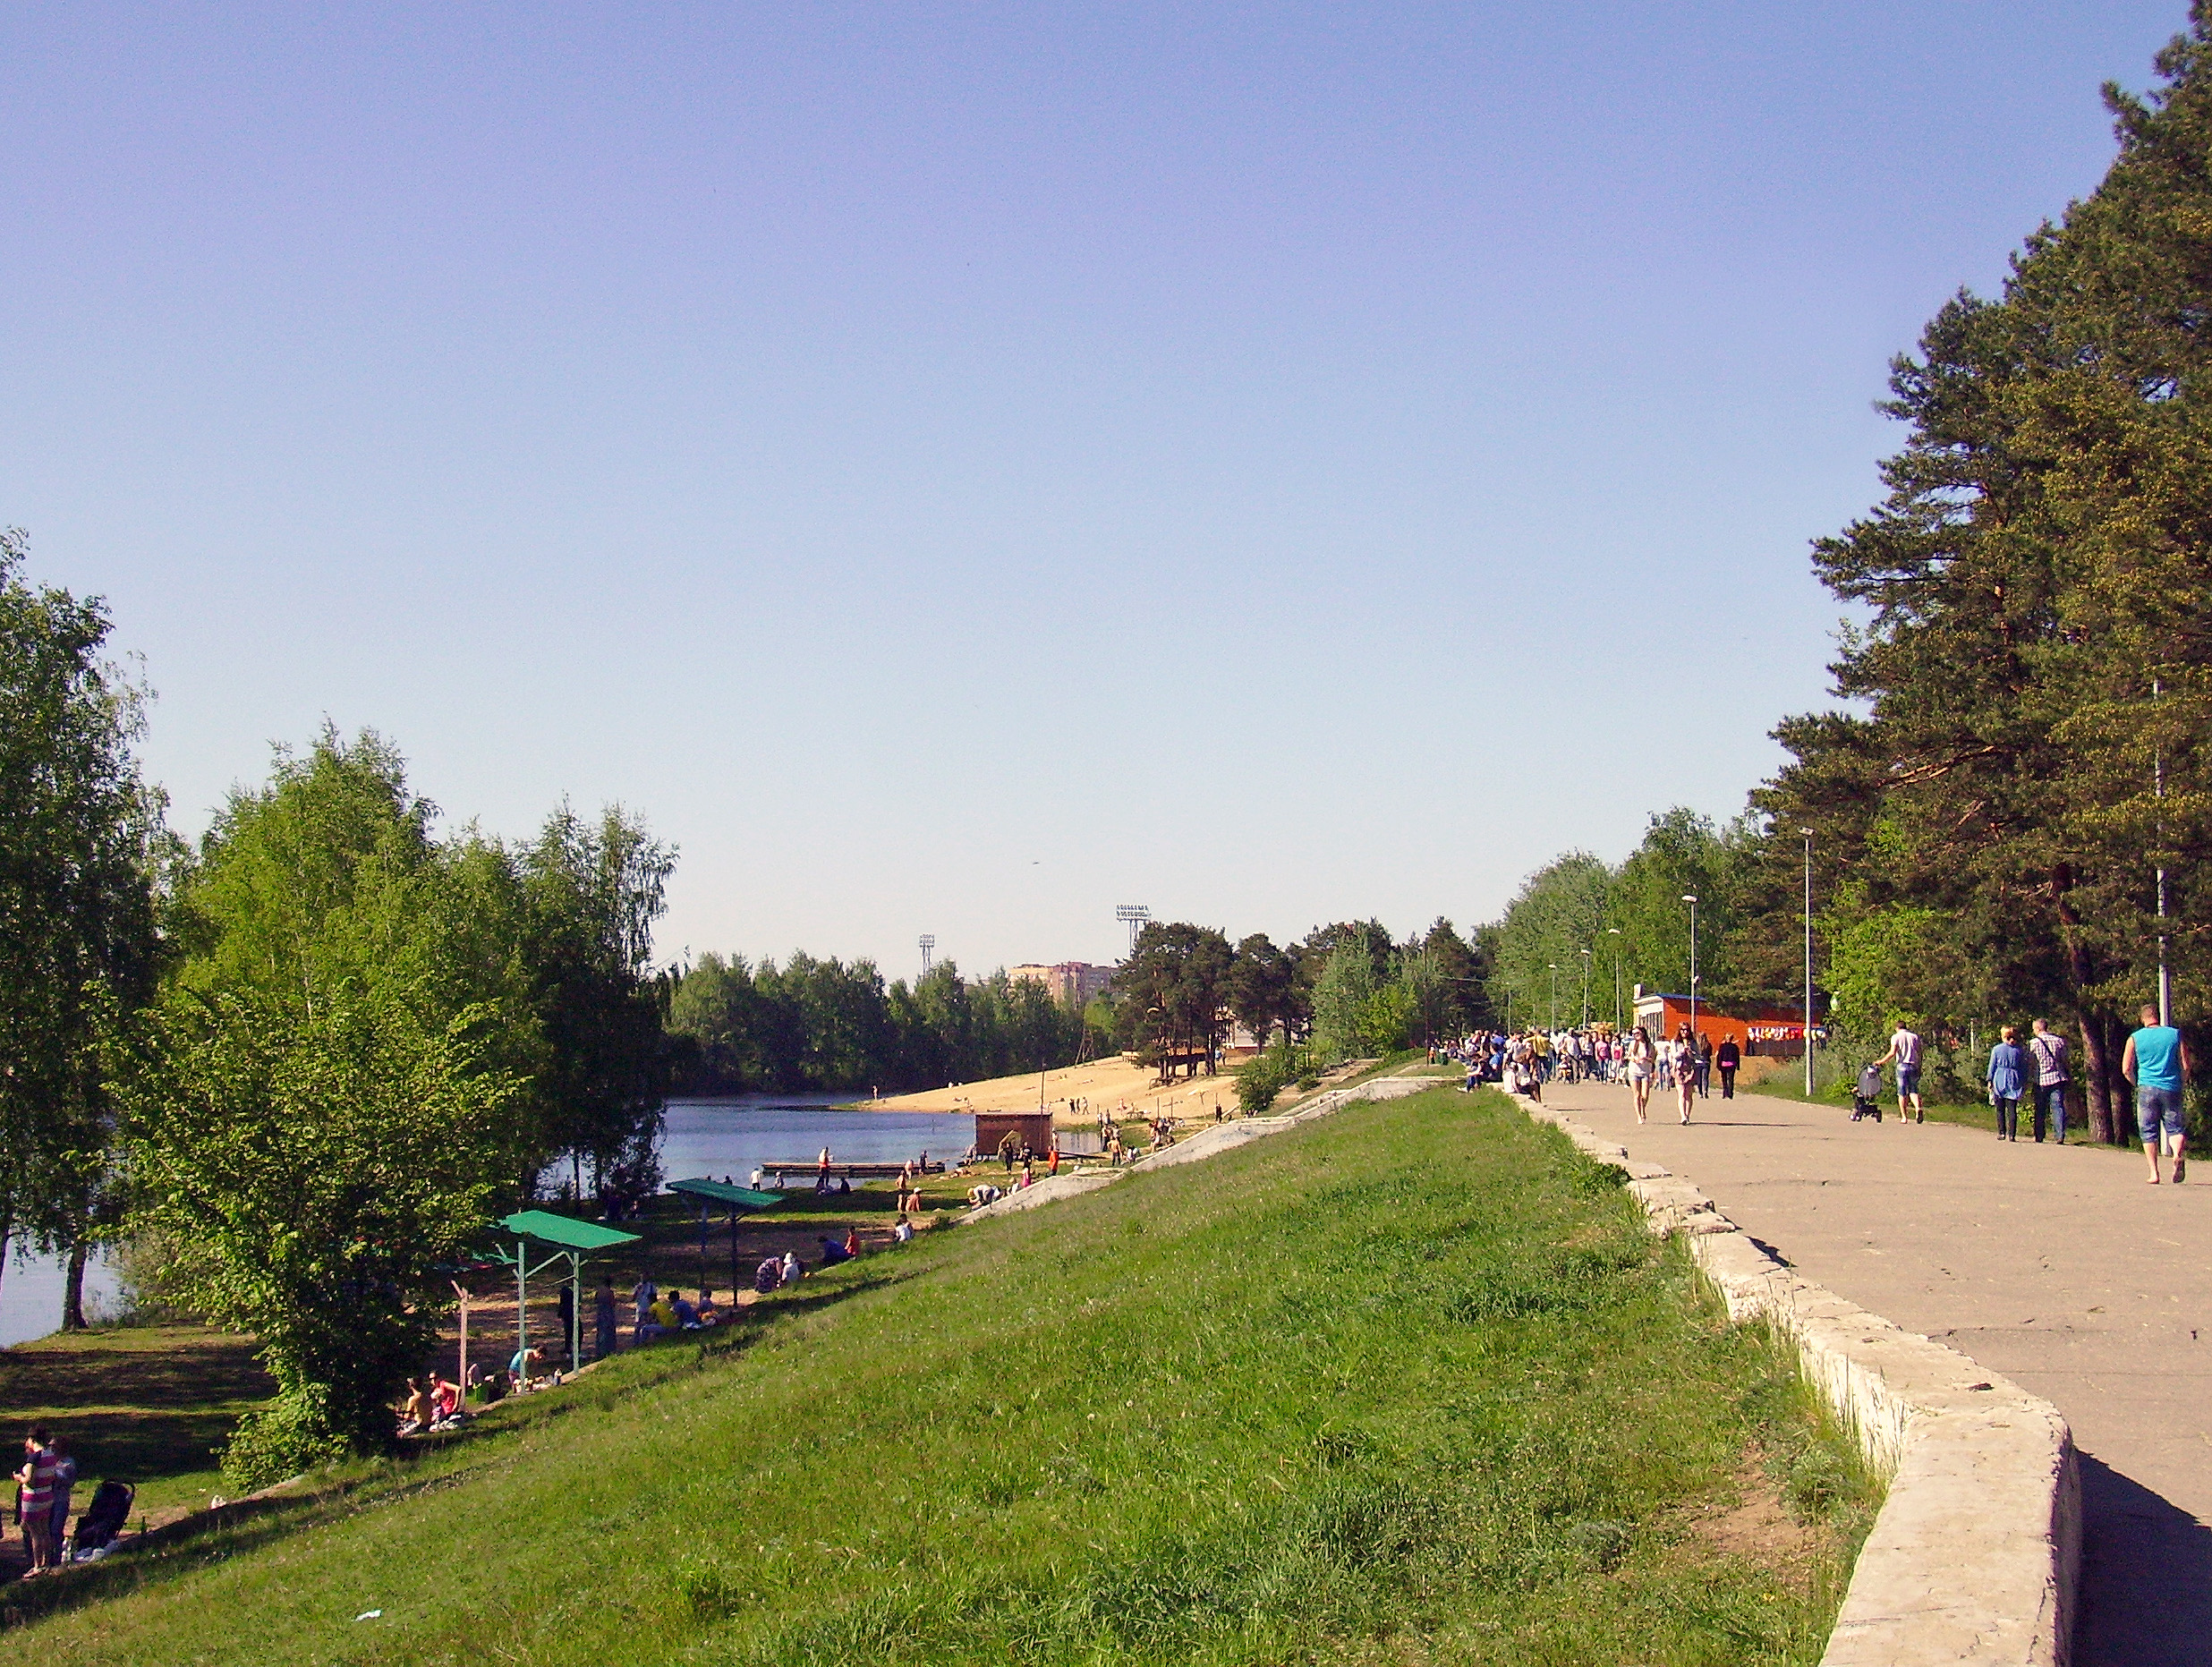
[
  {"xmin": 16, "ymin": 1086, "xmax": 1873, "ymax": 1664},
  {"xmin": 0, "ymin": 1327, "xmax": 272, "ymax": 1522}
]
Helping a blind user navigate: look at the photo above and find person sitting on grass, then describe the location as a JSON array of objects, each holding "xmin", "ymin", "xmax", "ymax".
[
  {"xmin": 671, "ymin": 1289, "xmax": 699, "ymax": 1329},
  {"xmin": 429, "ymin": 1374, "xmax": 464, "ymax": 1428},
  {"xmin": 396, "ymin": 1377, "xmax": 431, "ymax": 1436},
  {"xmin": 818, "ymin": 1235, "xmax": 850, "ymax": 1266},
  {"xmin": 644, "ymin": 1293, "xmax": 677, "ymax": 1339},
  {"xmin": 754, "ymin": 1256, "xmax": 783, "ymax": 1294},
  {"xmin": 894, "ymin": 1214, "xmax": 914, "ymax": 1244},
  {"xmin": 781, "ymin": 1249, "xmax": 803, "ymax": 1285},
  {"xmin": 507, "ymin": 1345, "xmax": 546, "ymax": 1387},
  {"xmin": 843, "ymin": 1227, "xmax": 861, "ymax": 1259}
]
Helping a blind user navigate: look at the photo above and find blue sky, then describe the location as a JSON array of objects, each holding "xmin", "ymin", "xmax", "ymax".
[{"xmin": 0, "ymin": 3, "xmax": 2185, "ymax": 978}]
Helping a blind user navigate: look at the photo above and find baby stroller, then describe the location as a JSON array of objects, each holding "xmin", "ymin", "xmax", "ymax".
[
  {"xmin": 71, "ymin": 1479, "xmax": 133, "ymax": 1561},
  {"xmin": 1850, "ymin": 1064, "xmax": 1884, "ymax": 1123}
]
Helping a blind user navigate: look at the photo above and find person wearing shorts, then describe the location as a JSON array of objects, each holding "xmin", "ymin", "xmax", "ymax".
[
  {"xmin": 1877, "ymin": 1024, "xmax": 1925, "ymax": 1123},
  {"xmin": 2123, "ymin": 1004, "xmax": 2191, "ymax": 1185}
]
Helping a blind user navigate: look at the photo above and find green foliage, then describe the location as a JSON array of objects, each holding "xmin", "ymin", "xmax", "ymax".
[
  {"xmin": 16, "ymin": 1089, "xmax": 1867, "ymax": 1664},
  {"xmin": 1233, "ymin": 1046, "xmax": 1292, "ymax": 1114},
  {"xmin": 1308, "ymin": 939, "xmax": 1378, "ymax": 1061},
  {"xmin": 668, "ymin": 953, "xmax": 1091, "ymax": 1093},
  {"xmin": 1116, "ymin": 921, "xmax": 1235, "ymax": 1074},
  {"xmin": 128, "ymin": 982, "xmax": 519, "ymax": 1452},
  {"xmin": 0, "ymin": 529, "xmax": 164, "ymax": 1324},
  {"xmin": 1743, "ymin": 13, "xmax": 2212, "ymax": 1137},
  {"xmin": 217, "ymin": 1390, "xmax": 347, "ymax": 1493},
  {"xmin": 132, "ymin": 727, "xmax": 670, "ymax": 1453}
]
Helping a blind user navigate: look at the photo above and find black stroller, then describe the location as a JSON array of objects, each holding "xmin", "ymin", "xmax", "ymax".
[
  {"xmin": 1850, "ymin": 1063, "xmax": 1884, "ymax": 1123},
  {"xmin": 71, "ymin": 1479, "xmax": 133, "ymax": 1561}
]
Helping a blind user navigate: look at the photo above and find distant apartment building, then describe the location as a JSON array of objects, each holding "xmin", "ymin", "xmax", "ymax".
[{"xmin": 1007, "ymin": 961, "xmax": 1118, "ymax": 1006}]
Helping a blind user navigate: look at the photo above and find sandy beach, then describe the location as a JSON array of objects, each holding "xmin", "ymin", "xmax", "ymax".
[{"xmin": 864, "ymin": 1050, "xmax": 1371, "ymax": 1124}]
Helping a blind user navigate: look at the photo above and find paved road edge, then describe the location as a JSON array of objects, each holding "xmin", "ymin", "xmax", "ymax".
[{"xmin": 1512, "ymin": 1091, "xmax": 2080, "ymax": 1667}]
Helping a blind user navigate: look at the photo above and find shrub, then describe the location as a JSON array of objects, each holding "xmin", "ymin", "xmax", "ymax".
[
  {"xmin": 219, "ymin": 1391, "xmax": 347, "ymax": 1493},
  {"xmin": 1235, "ymin": 1050, "xmax": 1289, "ymax": 1115}
]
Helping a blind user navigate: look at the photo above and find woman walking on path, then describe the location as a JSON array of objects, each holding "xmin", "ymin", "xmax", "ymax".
[
  {"xmin": 1672, "ymin": 1025, "xmax": 1698, "ymax": 1124},
  {"xmin": 1987, "ymin": 1026, "xmax": 2027, "ymax": 1142},
  {"xmin": 2028, "ymin": 1019, "xmax": 2070, "ymax": 1144},
  {"xmin": 1625, "ymin": 1026, "xmax": 1656, "ymax": 1122},
  {"xmin": 1714, "ymin": 1034, "xmax": 1740, "ymax": 1099}
]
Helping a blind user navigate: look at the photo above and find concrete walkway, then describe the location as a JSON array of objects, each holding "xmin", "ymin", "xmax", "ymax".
[{"xmin": 1533, "ymin": 1076, "xmax": 2212, "ymax": 1667}]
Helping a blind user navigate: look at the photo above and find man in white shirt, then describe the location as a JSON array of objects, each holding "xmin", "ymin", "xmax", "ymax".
[{"xmin": 1876, "ymin": 1023, "xmax": 1925, "ymax": 1124}]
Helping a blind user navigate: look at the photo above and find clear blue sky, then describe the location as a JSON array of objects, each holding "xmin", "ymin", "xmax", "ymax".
[{"xmin": 0, "ymin": 3, "xmax": 2184, "ymax": 979}]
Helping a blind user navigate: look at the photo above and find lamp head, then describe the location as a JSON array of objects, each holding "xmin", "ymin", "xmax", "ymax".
[{"xmin": 1680, "ymin": 894, "xmax": 1697, "ymax": 905}]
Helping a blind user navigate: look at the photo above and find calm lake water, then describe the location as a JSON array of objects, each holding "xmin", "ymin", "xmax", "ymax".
[
  {"xmin": 657, "ymin": 1095, "xmax": 975, "ymax": 1184},
  {"xmin": 0, "ymin": 1099, "xmax": 970, "ymax": 1349},
  {"xmin": 0, "ymin": 1247, "xmax": 121, "ymax": 1349}
]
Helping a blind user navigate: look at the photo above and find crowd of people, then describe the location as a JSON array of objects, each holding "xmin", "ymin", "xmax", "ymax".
[
  {"xmin": 1442, "ymin": 1025, "xmax": 1743, "ymax": 1125},
  {"xmin": 1443, "ymin": 1002, "xmax": 2192, "ymax": 1185}
]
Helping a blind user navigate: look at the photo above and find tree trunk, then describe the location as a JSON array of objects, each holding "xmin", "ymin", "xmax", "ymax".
[
  {"xmin": 2074, "ymin": 1000, "xmax": 2115, "ymax": 1144},
  {"xmin": 61, "ymin": 1237, "xmax": 89, "ymax": 1331},
  {"xmin": 0, "ymin": 1198, "xmax": 13, "ymax": 1316},
  {"xmin": 2051, "ymin": 867, "xmax": 2117, "ymax": 1143}
]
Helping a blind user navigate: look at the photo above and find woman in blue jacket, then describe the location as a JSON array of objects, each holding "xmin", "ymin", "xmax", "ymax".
[{"xmin": 1987, "ymin": 1025, "xmax": 2028, "ymax": 1142}]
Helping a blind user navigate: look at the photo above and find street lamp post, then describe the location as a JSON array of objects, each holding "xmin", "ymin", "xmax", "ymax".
[
  {"xmin": 1548, "ymin": 963, "xmax": 1558, "ymax": 1030},
  {"xmin": 1607, "ymin": 928, "xmax": 1622, "ymax": 1029},
  {"xmin": 1802, "ymin": 828, "xmax": 1816, "ymax": 1096},
  {"xmin": 1578, "ymin": 948, "xmax": 1592, "ymax": 1027},
  {"xmin": 1681, "ymin": 896, "xmax": 1699, "ymax": 1041}
]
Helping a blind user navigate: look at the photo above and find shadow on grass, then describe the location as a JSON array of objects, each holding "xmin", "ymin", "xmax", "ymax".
[
  {"xmin": 0, "ymin": 1331, "xmax": 273, "ymax": 1519},
  {"xmin": 0, "ymin": 1265, "xmax": 909, "ymax": 1629}
]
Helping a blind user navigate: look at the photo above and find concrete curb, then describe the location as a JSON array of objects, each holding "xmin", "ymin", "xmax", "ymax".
[
  {"xmin": 1512, "ymin": 1092, "xmax": 2079, "ymax": 1667},
  {"xmin": 957, "ymin": 1072, "xmax": 1434, "ymax": 1224}
]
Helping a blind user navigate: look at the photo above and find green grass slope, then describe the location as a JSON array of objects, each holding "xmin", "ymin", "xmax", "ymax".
[{"xmin": 22, "ymin": 1088, "xmax": 1868, "ymax": 1665}]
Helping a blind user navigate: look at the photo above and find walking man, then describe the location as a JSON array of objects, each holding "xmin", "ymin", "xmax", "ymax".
[
  {"xmin": 2123, "ymin": 1003, "xmax": 2191, "ymax": 1184},
  {"xmin": 2028, "ymin": 1019, "xmax": 2070, "ymax": 1144},
  {"xmin": 1876, "ymin": 1019, "xmax": 1925, "ymax": 1124}
]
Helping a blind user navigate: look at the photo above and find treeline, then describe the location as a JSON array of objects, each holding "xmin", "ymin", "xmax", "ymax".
[
  {"xmin": 666, "ymin": 955, "xmax": 1103, "ymax": 1093},
  {"xmin": 1485, "ymin": 808, "xmax": 1751, "ymax": 1032},
  {"xmin": 1115, "ymin": 916, "xmax": 1490, "ymax": 1071},
  {"xmin": 1492, "ymin": 16, "xmax": 2212, "ymax": 1143},
  {"xmin": 0, "ymin": 529, "xmax": 675, "ymax": 1474}
]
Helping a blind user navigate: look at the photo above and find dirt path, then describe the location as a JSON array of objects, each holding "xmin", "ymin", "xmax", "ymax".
[{"xmin": 1535, "ymin": 1075, "xmax": 2212, "ymax": 1666}]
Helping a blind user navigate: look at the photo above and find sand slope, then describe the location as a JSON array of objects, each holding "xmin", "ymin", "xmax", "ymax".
[{"xmin": 867, "ymin": 1052, "xmax": 1246, "ymax": 1124}]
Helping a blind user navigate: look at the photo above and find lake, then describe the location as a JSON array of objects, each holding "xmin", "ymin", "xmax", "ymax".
[
  {"xmin": 0, "ymin": 1098, "xmax": 971, "ymax": 1349},
  {"xmin": 657, "ymin": 1095, "xmax": 975, "ymax": 1183},
  {"xmin": 0, "ymin": 1247, "xmax": 121, "ymax": 1349}
]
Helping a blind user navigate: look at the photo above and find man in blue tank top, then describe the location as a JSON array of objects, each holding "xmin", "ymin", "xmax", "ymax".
[{"xmin": 2123, "ymin": 1003, "xmax": 2191, "ymax": 1185}]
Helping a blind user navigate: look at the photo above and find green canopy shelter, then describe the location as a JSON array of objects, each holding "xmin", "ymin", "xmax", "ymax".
[
  {"xmin": 488, "ymin": 1211, "xmax": 641, "ymax": 1378},
  {"xmin": 666, "ymin": 1178, "xmax": 784, "ymax": 1297}
]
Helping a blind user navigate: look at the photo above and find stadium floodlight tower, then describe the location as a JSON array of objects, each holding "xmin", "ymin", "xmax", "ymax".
[
  {"xmin": 918, "ymin": 934, "xmax": 935, "ymax": 978},
  {"xmin": 1115, "ymin": 904, "xmax": 1151, "ymax": 957}
]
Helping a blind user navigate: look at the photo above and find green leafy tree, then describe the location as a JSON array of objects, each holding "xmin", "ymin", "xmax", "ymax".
[
  {"xmin": 126, "ymin": 982, "xmax": 517, "ymax": 1474},
  {"xmin": 1755, "ymin": 12, "xmax": 2212, "ymax": 1138},
  {"xmin": 1309, "ymin": 940, "xmax": 1380, "ymax": 1063},
  {"xmin": 0, "ymin": 530, "xmax": 164, "ymax": 1330},
  {"xmin": 1485, "ymin": 853, "xmax": 1612, "ymax": 1030},
  {"xmin": 1227, "ymin": 933, "xmax": 1294, "ymax": 1050}
]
